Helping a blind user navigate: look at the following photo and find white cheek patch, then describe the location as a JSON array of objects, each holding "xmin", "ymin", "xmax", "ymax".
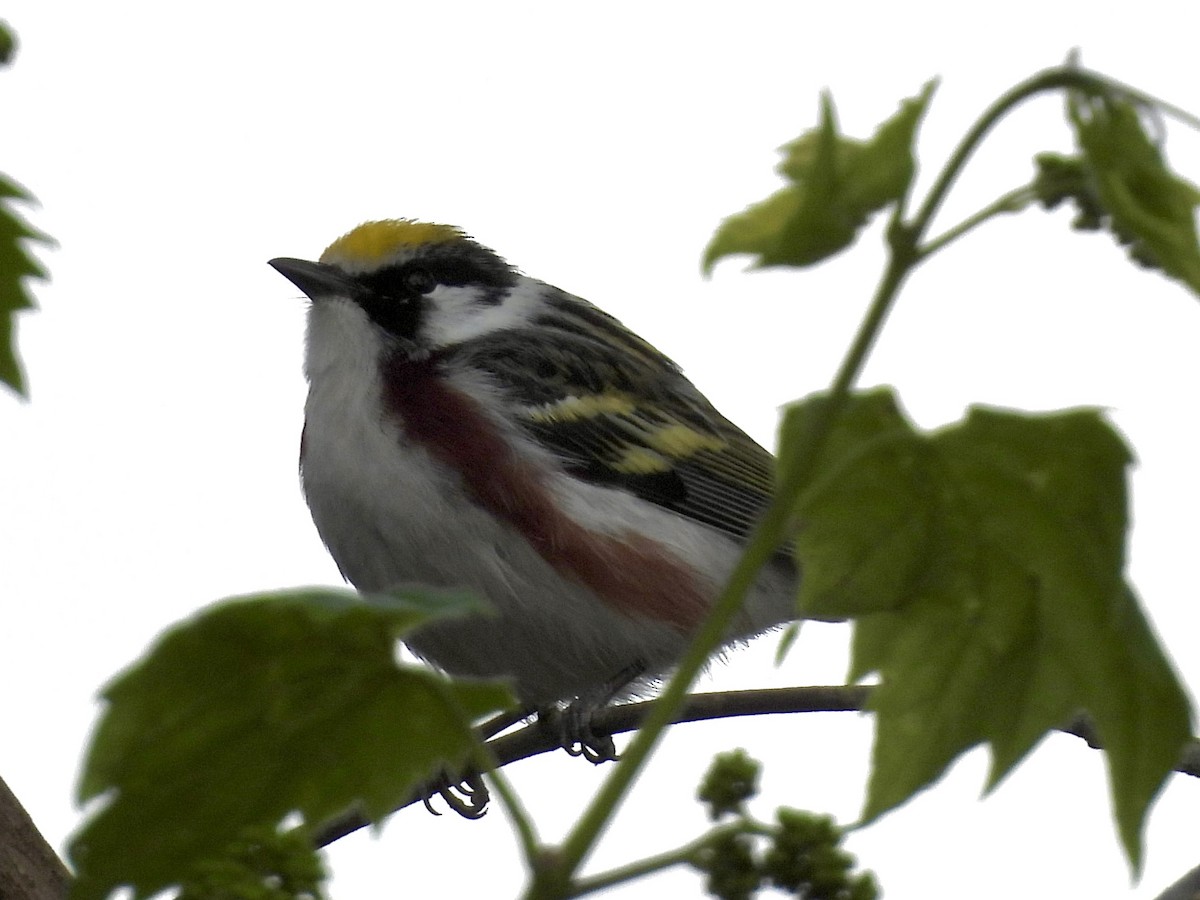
[{"xmin": 423, "ymin": 278, "xmax": 545, "ymax": 348}]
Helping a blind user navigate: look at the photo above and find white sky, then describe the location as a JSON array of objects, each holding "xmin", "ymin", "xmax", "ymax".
[{"xmin": 3, "ymin": 2, "xmax": 1199, "ymax": 898}]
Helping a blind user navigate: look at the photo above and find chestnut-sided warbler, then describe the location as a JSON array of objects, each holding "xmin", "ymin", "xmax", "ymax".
[{"xmin": 270, "ymin": 220, "xmax": 797, "ymax": 709}]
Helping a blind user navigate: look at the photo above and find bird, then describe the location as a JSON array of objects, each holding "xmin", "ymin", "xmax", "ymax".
[{"xmin": 269, "ymin": 219, "xmax": 797, "ymax": 724}]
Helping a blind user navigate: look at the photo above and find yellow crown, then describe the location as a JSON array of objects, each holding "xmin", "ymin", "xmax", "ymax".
[{"xmin": 320, "ymin": 219, "xmax": 465, "ymax": 270}]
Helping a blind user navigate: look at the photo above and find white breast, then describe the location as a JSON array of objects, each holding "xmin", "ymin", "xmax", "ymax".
[{"xmin": 301, "ymin": 298, "xmax": 795, "ymax": 704}]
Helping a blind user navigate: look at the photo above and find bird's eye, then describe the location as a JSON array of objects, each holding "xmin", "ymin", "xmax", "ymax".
[{"xmin": 403, "ymin": 266, "xmax": 437, "ymax": 295}]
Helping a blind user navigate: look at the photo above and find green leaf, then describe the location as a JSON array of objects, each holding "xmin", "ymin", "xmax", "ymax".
[
  {"xmin": 768, "ymin": 93, "xmax": 861, "ymax": 268},
  {"xmin": 773, "ymin": 622, "xmax": 801, "ymax": 665},
  {"xmin": 781, "ymin": 389, "xmax": 928, "ymax": 619},
  {"xmin": 704, "ymin": 81, "xmax": 935, "ymax": 274},
  {"xmin": 69, "ymin": 587, "xmax": 513, "ymax": 900},
  {"xmin": 787, "ymin": 393, "xmax": 1192, "ymax": 871},
  {"xmin": 176, "ymin": 824, "xmax": 328, "ymax": 900},
  {"xmin": 1089, "ymin": 585, "xmax": 1194, "ymax": 866},
  {"xmin": 0, "ymin": 175, "xmax": 51, "ymax": 397},
  {"xmin": 701, "ymin": 185, "xmax": 806, "ymax": 273},
  {"xmin": 1066, "ymin": 92, "xmax": 1200, "ymax": 296},
  {"xmin": 0, "ymin": 21, "xmax": 15, "ymax": 66},
  {"xmin": 1032, "ymin": 152, "xmax": 1106, "ymax": 230}
]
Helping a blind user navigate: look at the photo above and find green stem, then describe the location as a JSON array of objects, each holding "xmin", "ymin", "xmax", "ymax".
[
  {"xmin": 569, "ymin": 820, "xmax": 772, "ymax": 899},
  {"xmin": 1084, "ymin": 68, "xmax": 1200, "ymax": 131},
  {"xmin": 471, "ymin": 703, "xmax": 538, "ymax": 854},
  {"xmin": 909, "ymin": 65, "xmax": 1134, "ymax": 243},
  {"xmin": 565, "ymin": 836, "xmax": 704, "ymax": 898},
  {"xmin": 484, "ymin": 760, "xmax": 541, "ymax": 866},
  {"xmin": 915, "ymin": 184, "xmax": 1039, "ymax": 262}
]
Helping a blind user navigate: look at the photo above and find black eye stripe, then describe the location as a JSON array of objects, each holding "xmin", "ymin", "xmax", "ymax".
[
  {"xmin": 422, "ymin": 257, "xmax": 505, "ymax": 288},
  {"xmin": 357, "ymin": 291, "xmax": 421, "ymax": 340},
  {"xmin": 359, "ymin": 264, "xmax": 428, "ymax": 298},
  {"xmin": 360, "ymin": 257, "xmax": 516, "ymax": 298}
]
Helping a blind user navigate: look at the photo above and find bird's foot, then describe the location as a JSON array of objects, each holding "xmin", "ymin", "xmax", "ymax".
[
  {"xmin": 422, "ymin": 769, "xmax": 489, "ymax": 819},
  {"xmin": 561, "ymin": 698, "xmax": 620, "ymax": 763},
  {"xmin": 539, "ymin": 660, "xmax": 647, "ymax": 764}
]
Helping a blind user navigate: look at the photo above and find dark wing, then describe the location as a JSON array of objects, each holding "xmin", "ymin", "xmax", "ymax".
[{"xmin": 450, "ymin": 290, "xmax": 785, "ymax": 555}]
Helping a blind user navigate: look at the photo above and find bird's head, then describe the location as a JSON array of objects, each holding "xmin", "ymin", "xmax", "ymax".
[{"xmin": 270, "ymin": 219, "xmax": 527, "ymax": 363}]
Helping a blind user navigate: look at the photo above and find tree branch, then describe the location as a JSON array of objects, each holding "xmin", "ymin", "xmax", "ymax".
[
  {"xmin": 0, "ymin": 774, "xmax": 70, "ymax": 900},
  {"xmin": 1151, "ymin": 862, "xmax": 1200, "ymax": 900},
  {"xmin": 313, "ymin": 684, "xmax": 1200, "ymax": 847}
]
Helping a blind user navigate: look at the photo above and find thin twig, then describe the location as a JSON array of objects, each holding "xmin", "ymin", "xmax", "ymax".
[
  {"xmin": 569, "ymin": 819, "xmax": 772, "ymax": 899},
  {"xmin": 915, "ymin": 184, "xmax": 1040, "ymax": 262},
  {"xmin": 312, "ymin": 685, "xmax": 1200, "ymax": 848}
]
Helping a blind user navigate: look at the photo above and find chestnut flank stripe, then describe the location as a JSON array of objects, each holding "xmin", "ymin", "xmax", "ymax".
[{"xmin": 380, "ymin": 356, "xmax": 710, "ymax": 632}]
